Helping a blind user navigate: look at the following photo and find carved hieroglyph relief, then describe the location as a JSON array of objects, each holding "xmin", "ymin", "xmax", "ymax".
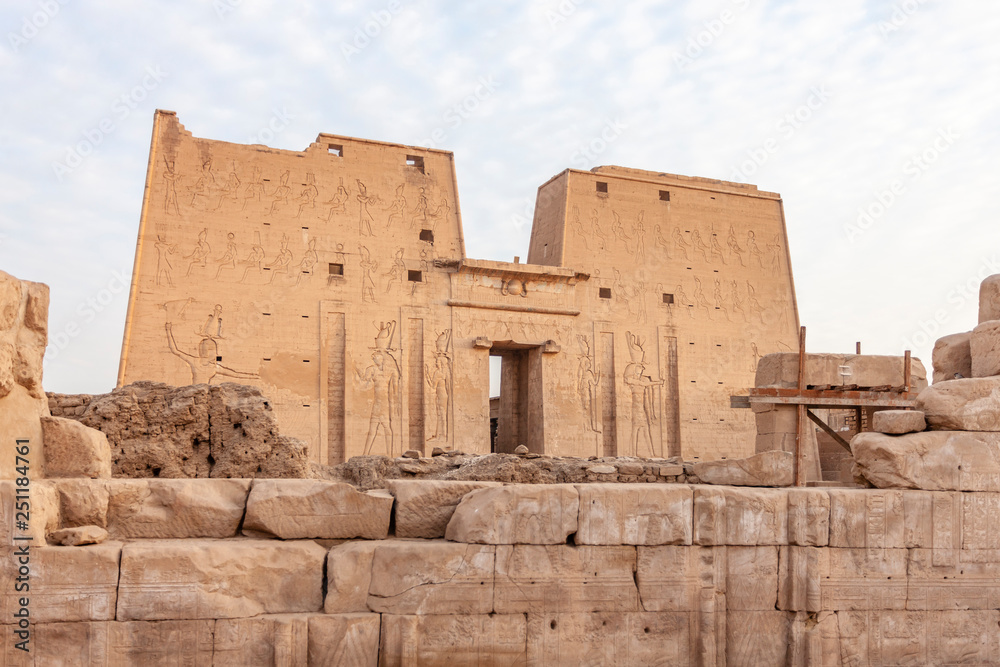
[
  {"xmin": 358, "ymin": 321, "xmax": 401, "ymax": 456},
  {"xmin": 624, "ymin": 332, "xmax": 663, "ymax": 457},
  {"xmin": 426, "ymin": 329, "xmax": 452, "ymax": 443},
  {"xmin": 577, "ymin": 335, "xmax": 602, "ymax": 434}
]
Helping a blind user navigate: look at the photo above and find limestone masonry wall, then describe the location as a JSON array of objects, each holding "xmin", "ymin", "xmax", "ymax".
[{"xmin": 3, "ymin": 479, "xmax": 999, "ymax": 665}]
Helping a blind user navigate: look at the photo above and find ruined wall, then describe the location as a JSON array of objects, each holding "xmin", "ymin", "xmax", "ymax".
[{"xmin": 4, "ymin": 479, "xmax": 999, "ymax": 665}]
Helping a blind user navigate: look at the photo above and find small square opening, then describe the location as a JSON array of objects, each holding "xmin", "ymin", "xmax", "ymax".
[
  {"xmin": 662, "ymin": 293, "xmax": 674, "ymax": 304},
  {"xmin": 328, "ymin": 144, "xmax": 343, "ymax": 157},
  {"xmin": 328, "ymin": 263, "xmax": 344, "ymax": 276},
  {"xmin": 216, "ymin": 356, "xmax": 222, "ymax": 362},
  {"xmin": 419, "ymin": 229, "xmax": 434, "ymax": 243},
  {"xmin": 408, "ymin": 270, "xmax": 423, "ymax": 282},
  {"xmin": 659, "ymin": 190, "xmax": 670, "ymax": 202},
  {"xmin": 599, "ymin": 287, "xmax": 612, "ymax": 299},
  {"xmin": 595, "ymin": 181, "xmax": 608, "ymax": 193},
  {"xmin": 406, "ymin": 155, "xmax": 425, "ymax": 172}
]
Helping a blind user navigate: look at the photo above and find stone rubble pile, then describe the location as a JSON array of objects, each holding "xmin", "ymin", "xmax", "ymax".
[{"xmin": 852, "ymin": 273, "xmax": 1000, "ymax": 492}]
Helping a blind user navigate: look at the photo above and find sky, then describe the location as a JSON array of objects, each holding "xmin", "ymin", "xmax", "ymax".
[{"xmin": 1, "ymin": 0, "xmax": 998, "ymax": 394}]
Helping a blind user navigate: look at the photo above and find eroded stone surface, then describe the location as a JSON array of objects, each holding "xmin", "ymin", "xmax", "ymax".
[
  {"xmin": 49, "ymin": 525, "xmax": 108, "ymax": 546},
  {"xmin": 367, "ymin": 540, "xmax": 494, "ymax": 615},
  {"xmin": 325, "ymin": 541, "xmax": 378, "ymax": 614},
  {"xmin": 852, "ymin": 430, "xmax": 1000, "ymax": 491},
  {"xmin": 243, "ymin": 479, "xmax": 392, "ymax": 539},
  {"xmin": 916, "ymin": 376, "xmax": 1000, "ymax": 430},
  {"xmin": 636, "ymin": 545, "xmax": 725, "ymax": 612},
  {"xmin": 445, "ymin": 484, "xmax": 579, "ymax": 544},
  {"xmin": 0, "ymin": 543, "xmax": 120, "ymax": 622},
  {"xmin": 214, "ymin": 614, "xmax": 310, "ymax": 665},
  {"xmin": 576, "ymin": 483, "xmax": 692, "ymax": 545},
  {"xmin": 51, "ymin": 478, "xmax": 109, "ymax": 529},
  {"xmin": 494, "ymin": 545, "xmax": 638, "ymax": 613},
  {"xmin": 527, "ymin": 612, "xmax": 694, "ymax": 666},
  {"xmin": 106, "ymin": 478, "xmax": 250, "ymax": 538},
  {"xmin": 756, "ymin": 352, "xmax": 927, "ymax": 390},
  {"xmin": 310, "ymin": 613, "xmax": 381, "ymax": 667},
  {"xmin": 381, "ymin": 614, "xmax": 527, "ymax": 666},
  {"xmin": 693, "ymin": 487, "xmax": 789, "ymax": 545},
  {"xmin": 29, "ymin": 620, "xmax": 216, "ymax": 665},
  {"xmin": 787, "ymin": 488, "xmax": 830, "ymax": 546},
  {"xmin": 386, "ymin": 479, "xmax": 501, "ymax": 538},
  {"xmin": 933, "ymin": 331, "xmax": 972, "ymax": 383},
  {"xmin": 41, "ymin": 415, "xmax": 111, "ymax": 479},
  {"xmin": 117, "ymin": 539, "xmax": 326, "ymax": 620},
  {"xmin": 972, "ymin": 320, "xmax": 1000, "ymax": 378},
  {"xmin": 693, "ymin": 450, "xmax": 793, "ymax": 487},
  {"xmin": 871, "ymin": 409, "xmax": 926, "ymax": 435}
]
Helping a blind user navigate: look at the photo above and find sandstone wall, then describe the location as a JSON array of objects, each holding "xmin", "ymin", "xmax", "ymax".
[{"xmin": 4, "ymin": 479, "xmax": 997, "ymax": 665}]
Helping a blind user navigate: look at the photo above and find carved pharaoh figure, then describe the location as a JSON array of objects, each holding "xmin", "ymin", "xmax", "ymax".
[
  {"xmin": 425, "ymin": 329, "xmax": 452, "ymax": 443},
  {"xmin": 577, "ymin": 336, "xmax": 602, "ymax": 434},
  {"xmin": 358, "ymin": 321, "xmax": 400, "ymax": 456},
  {"xmin": 623, "ymin": 332, "xmax": 663, "ymax": 457},
  {"xmin": 184, "ymin": 228, "xmax": 211, "ymax": 277}
]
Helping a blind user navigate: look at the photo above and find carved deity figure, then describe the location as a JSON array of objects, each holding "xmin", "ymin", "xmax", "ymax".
[
  {"xmin": 611, "ymin": 211, "xmax": 633, "ymax": 253},
  {"xmin": 214, "ymin": 232, "xmax": 238, "ymax": 279},
  {"xmin": 154, "ymin": 235, "xmax": 176, "ymax": 287},
  {"xmin": 425, "ymin": 329, "xmax": 452, "ymax": 443},
  {"xmin": 384, "ymin": 185, "xmax": 406, "ymax": 229},
  {"xmin": 410, "ymin": 187, "xmax": 429, "ymax": 228},
  {"xmin": 162, "ymin": 158, "xmax": 180, "ymax": 215},
  {"xmin": 214, "ymin": 163, "xmax": 241, "ymax": 211},
  {"xmin": 325, "ymin": 179, "xmax": 350, "ymax": 220},
  {"xmin": 359, "ymin": 245, "xmax": 377, "ymax": 303},
  {"xmin": 267, "ymin": 235, "xmax": 293, "ymax": 283},
  {"xmin": 242, "ymin": 166, "xmax": 266, "ymax": 210},
  {"xmin": 296, "ymin": 173, "xmax": 319, "ymax": 218},
  {"xmin": 672, "ymin": 227, "xmax": 690, "ymax": 261},
  {"xmin": 184, "ymin": 228, "xmax": 211, "ymax": 277},
  {"xmin": 633, "ymin": 212, "xmax": 647, "ymax": 263},
  {"xmin": 189, "ymin": 158, "xmax": 216, "ymax": 208},
  {"xmin": 385, "ymin": 248, "xmax": 406, "ymax": 293},
  {"xmin": 296, "ymin": 239, "xmax": 319, "ymax": 285},
  {"xmin": 268, "ymin": 170, "xmax": 291, "ymax": 215},
  {"xmin": 710, "ymin": 233, "xmax": 727, "ymax": 264},
  {"xmin": 690, "ymin": 229, "xmax": 711, "ymax": 262},
  {"xmin": 165, "ymin": 322, "xmax": 257, "ymax": 385},
  {"xmin": 728, "ymin": 225, "xmax": 745, "ymax": 266},
  {"xmin": 577, "ymin": 336, "xmax": 602, "ymax": 434},
  {"xmin": 240, "ymin": 231, "xmax": 265, "ymax": 283},
  {"xmin": 624, "ymin": 332, "xmax": 663, "ymax": 457},
  {"xmin": 747, "ymin": 230, "xmax": 764, "ymax": 268},
  {"xmin": 356, "ymin": 180, "xmax": 379, "ymax": 236},
  {"xmin": 358, "ymin": 321, "xmax": 400, "ymax": 456}
]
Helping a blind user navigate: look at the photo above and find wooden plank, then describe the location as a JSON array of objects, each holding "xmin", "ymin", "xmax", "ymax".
[
  {"xmin": 795, "ymin": 326, "xmax": 806, "ymax": 487},
  {"xmin": 807, "ymin": 409, "xmax": 852, "ymax": 453}
]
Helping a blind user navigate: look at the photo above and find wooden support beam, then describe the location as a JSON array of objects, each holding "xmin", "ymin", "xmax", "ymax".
[
  {"xmin": 807, "ymin": 408, "xmax": 852, "ymax": 454},
  {"xmin": 904, "ymin": 350, "xmax": 912, "ymax": 394},
  {"xmin": 795, "ymin": 326, "xmax": 807, "ymax": 487}
]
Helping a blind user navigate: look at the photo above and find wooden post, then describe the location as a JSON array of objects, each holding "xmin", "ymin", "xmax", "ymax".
[
  {"xmin": 903, "ymin": 350, "xmax": 912, "ymax": 394},
  {"xmin": 796, "ymin": 326, "xmax": 807, "ymax": 486},
  {"xmin": 856, "ymin": 341, "xmax": 861, "ymax": 355},
  {"xmin": 855, "ymin": 341, "xmax": 863, "ymax": 435}
]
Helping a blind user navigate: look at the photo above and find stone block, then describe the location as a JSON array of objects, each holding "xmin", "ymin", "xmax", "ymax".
[
  {"xmin": 214, "ymin": 614, "xmax": 310, "ymax": 665},
  {"xmin": 106, "ymin": 478, "xmax": 249, "ymax": 539},
  {"xmin": 381, "ymin": 614, "xmax": 527, "ymax": 666},
  {"xmin": 828, "ymin": 489, "xmax": 905, "ymax": 548},
  {"xmin": 907, "ymin": 549, "xmax": 1000, "ymax": 610},
  {"xmin": 932, "ymin": 331, "xmax": 972, "ymax": 383},
  {"xmin": 49, "ymin": 525, "xmax": 108, "ymax": 546},
  {"xmin": 754, "ymin": 405, "xmax": 799, "ymax": 434},
  {"xmin": 243, "ymin": 479, "xmax": 392, "ymax": 539},
  {"xmin": 325, "ymin": 540, "xmax": 377, "ymax": 613},
  {"xmin": 40, "ymin": 416, "xmax": 111, "ymax": 479},
  {"xmin": 787, "ymin": 488, "xmax": 830, "ymax": 546},
  {"xmin": 778, "ymin": 546, "xmax": 823, "ymax": 613},
  {"xmin": 852, "ymin": 430, "xmax": 1000, "ymax": 491},
  {"xmin": 385, "ymin": 479, "xmax": 500, "ymax": 538},
  {"xmin": 117, "ymin": 538, "xmax": 326, "ymax": 620},
  {"xmin": 835, "ymin": 610, "xmax": 1000, "ymax": 665},
  {"xmin": 980, "ymin": 274, "xmax": 1000, "ymax": 323},
  {"xmin": 818, "ymin": 548, "xmax": 908, "ymax": 611},
  {"xmin": 526, "ymin": 612, "xmax": 694, "ymax": 666},
  {"xmin": 367, "ymin": 540, "xmax": 494, "ymax": 615},
  {"xmin": 726, "ymin": 546, "xmax": 778, "ymax": 610},
  {"xmin": 0, "ymin": 480, "xmax": 59, "ymax": 547},
  {"xmin": 636, "ymin": 545, "xmax": 725, "ymax": 612},
  {"xmin": 726, "ymin": 611, "xmax": 790, "ymax": 667},
  {"xmin": 575, "ymin": 483, "xmax": 692, "ymax": 545},
  {"xmin": 0, "ymin": 543, "xmax": 120, "ymax": 622},
  {"xmin": 494, "ymin": 544, "xmax": 638, "ymax": 613},
  {"xmin": 310, "ymin": 613, "xmax": 381, "ymax": 667},
  {"xmin": 971, "ymin": 320, "xmax": 1000, "ymax": 377},
  {"xmin": 899, "ymin": 490, "xmax": 963, "ymax": 550},
  {"xmin": 51, "ymin": 478, "xmax": 109, "ymax": 528},
  {"xmin": 917, "ymin": 376, "xmax": 1000, "ymax": 430},
  {"xmin": 756, "ymin": 352, "xmax": 927, "ymax": 390},
  {"xmin": 29, "ymin": 620, "xmax": 216, "ymax": 665},
  {"xmin": 871, "ymin": 409, "xmax": 925, "ymax": 434},
  {"xmin": 445, "ymin": 483, "xmax": 578, "ymax": 544},
  {"xmin": 693, "ymin": 487, "xmax": 789, "ymax": 545},
  {"xmin": 692, "ymin": 450, "xmax": 793, "ymax": 487}
]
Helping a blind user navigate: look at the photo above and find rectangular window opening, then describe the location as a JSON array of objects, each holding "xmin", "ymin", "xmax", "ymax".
[
  {"xmin": 419, "ymin": 229, "xmax": 434, "ymax": 243},
  {"xmin": 407, "ymin": 270, "xmax": 423, "ymax": 282},
  {"xmin": 215, "ymin": 356, "xmax": 222, "ymax": 362},
  {"xmin": 662, "ymin": 293, "xmax": 674, "ymax": 304},
  {"xmin": 406, "ymin": 155, "xmax": 425, "ymax": 172},
  {"xmin": 599, "ymin": 287, "xmax": 612, "ymax": 299},
  {"xmin": 595, "ymin": 181, "xmax": 608, "ymax": 193},
  {"xmin": 328, "ymin": 144, "xmax": 343, "ymax": 157},
  {"xmin": 329, "ymin": 263, "xmax": 344, "ymax": 276},
  {"xmin": 659, "ymin": 190, "xmax": 670, "ymax": 202}
]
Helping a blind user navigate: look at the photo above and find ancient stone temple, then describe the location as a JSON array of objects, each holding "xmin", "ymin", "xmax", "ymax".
[{"xmin": 118, "ymin": 110, "xmax": 799, "ymax": 464}]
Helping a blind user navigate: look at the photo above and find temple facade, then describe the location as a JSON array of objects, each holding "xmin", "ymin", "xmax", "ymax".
[{"xmin": 118, "ymin": 110, "xmax": 799, "ymax": 463}]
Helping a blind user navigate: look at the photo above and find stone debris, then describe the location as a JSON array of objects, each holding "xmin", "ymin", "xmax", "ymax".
[
  {"xmin": 916, "ymin": 377, "xmax": 1000, "ymax": 430},
  {"xmin": 871, "ymin": 409, "xmax": 926, "ymax": 435},
  {"xmin": 932, "ymin": 331, "xmax": 972, "ymax": 382},
  {"xmin": 243, "ymin": 479, "xmax": 392, "ymax": 539},
  {"xmin": 513, "ymin": 444, "xmax": 529, "ymax": 455},
  {"xmin": 48, "ymin": 381, "xmax": 310, "ymax": 479},
  {"xmin": 852, "ymin": 430, "xmax": 1000, "ymax": 491},
  {"xmin": 692, "ymin": 450, "xmax": 793, "ymax": 487},
  {"xmin": 48, "ymin": 525, "xmax": 108, "ymax": 546},
  {"xmin": 41, "ymin": 415, "xmax": 112, "ymax": 479}
]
